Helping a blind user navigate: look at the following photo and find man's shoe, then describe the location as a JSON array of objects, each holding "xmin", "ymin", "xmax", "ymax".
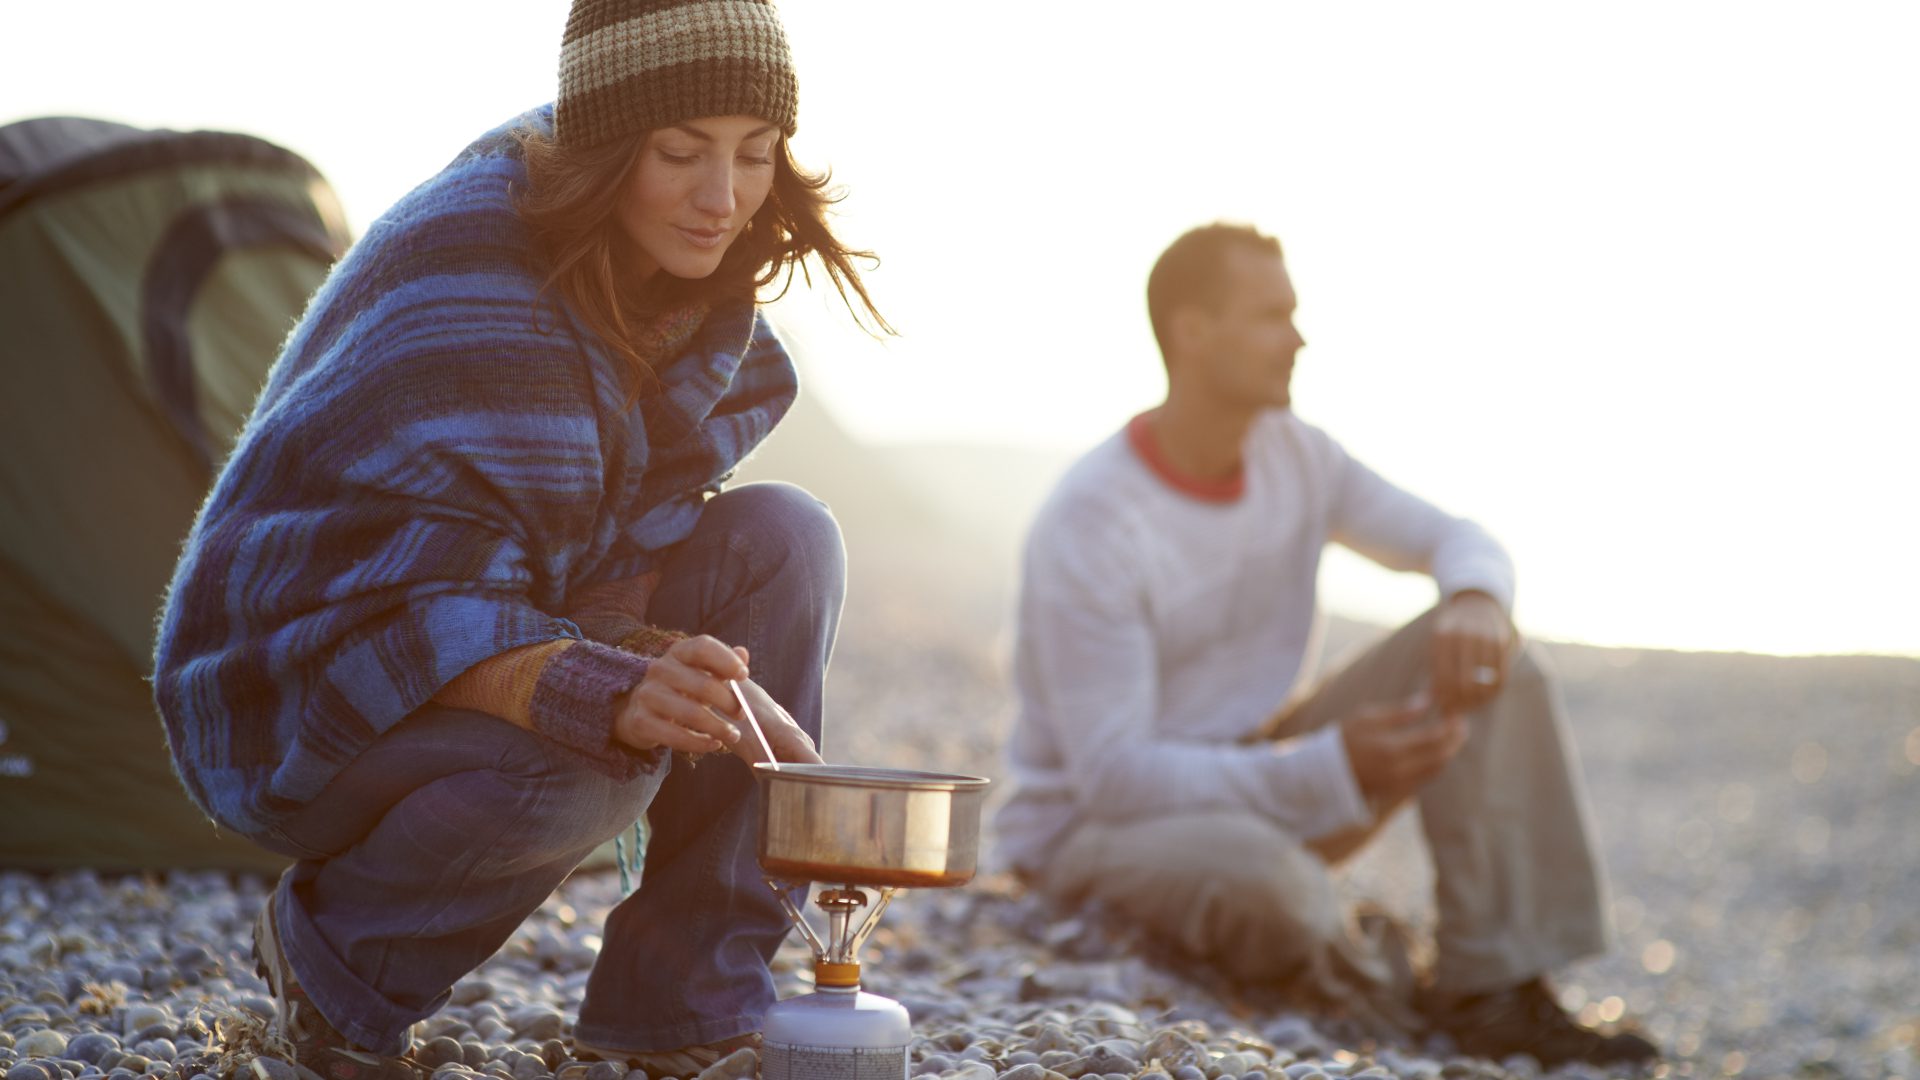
[
  {"xmin": 253, "ymin": 891, "xmax": 423, "ymax": 1080},
  {"xmin": 1428, "ymin": 978, "xmax": 1660, "ymax": 1069},
  {"xmin": 573, "ymin": 1032, "xmax": 759, "ymax": 1080}
]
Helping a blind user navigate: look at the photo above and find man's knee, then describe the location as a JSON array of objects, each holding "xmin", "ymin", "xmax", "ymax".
[{"xmin": 1088, "ymin": 814, "xmax": 1346, "ymax": 976}]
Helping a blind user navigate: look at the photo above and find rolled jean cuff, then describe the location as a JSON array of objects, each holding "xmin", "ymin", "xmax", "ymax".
[{"xmin": 275, "ymin": 875, "xmax": 429, "ymax": 1055}]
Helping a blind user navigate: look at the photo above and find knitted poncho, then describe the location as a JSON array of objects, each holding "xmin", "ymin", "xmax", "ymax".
[{"xmin": 152, "ymin": 106, "xmax": 797, "ymax": 837}]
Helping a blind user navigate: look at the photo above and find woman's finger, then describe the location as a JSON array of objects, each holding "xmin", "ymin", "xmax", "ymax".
[
  {"xmin": 667, "ymin": 634, "xmax": 750, "ymax": 680},
  {"xmin": 630, "ymin": 682, "xmax": 741, "ymax": 745},
  {"xmin": 648, "ymin": 655, "xmax": 739, "ymax": 716},
  {"xmin": 624, "ymin": 713, "xmax": 727, "ymax": 754}
]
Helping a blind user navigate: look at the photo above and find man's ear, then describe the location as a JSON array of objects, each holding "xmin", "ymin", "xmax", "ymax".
[{"xmin": 1165, "ymin": 305, "xmax": 1212, "ymax": 368}]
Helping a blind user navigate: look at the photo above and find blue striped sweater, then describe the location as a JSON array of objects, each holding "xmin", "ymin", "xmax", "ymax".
[{"xmin": 152, "ymin": 106, "xmax": 797, "ymax": 837}]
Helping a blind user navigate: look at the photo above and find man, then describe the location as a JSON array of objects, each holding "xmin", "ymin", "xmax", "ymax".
[{"xmin": 996, "ymin": 223, "xmax": 1656, "ymax": 1068}]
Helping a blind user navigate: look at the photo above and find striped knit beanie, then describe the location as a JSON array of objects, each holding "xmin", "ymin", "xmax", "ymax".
[{"xmin": 555, "ymin": 0, "xmax": 799, "ymax": 149}]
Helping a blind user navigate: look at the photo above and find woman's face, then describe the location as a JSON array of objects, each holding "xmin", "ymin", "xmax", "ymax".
[{"xmin": 617, "ymin": 115, "xmax": 779, "ymax": 281}]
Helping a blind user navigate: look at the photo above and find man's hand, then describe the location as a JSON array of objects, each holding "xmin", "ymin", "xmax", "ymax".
[
  {"xmin": 1340, "ymin": 693, "xmax": 1469, "ymax": 806},
  {"xmin": 1431, "ymin": 590, "xmax": 1518, "ymax": 717},
  {"xmin": 612, "ymin": 636, "xmax": 821, "ymax": 765}
]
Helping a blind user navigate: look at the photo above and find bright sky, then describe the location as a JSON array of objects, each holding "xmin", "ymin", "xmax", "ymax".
[{"xmin": 8, "ymin": 2, "xmax": 1917, "ymax": 657}]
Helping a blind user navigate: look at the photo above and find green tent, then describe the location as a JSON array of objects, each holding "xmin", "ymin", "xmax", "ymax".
[{"xmin": 0, "ymin": 117, "xmax": 350, "ymax": 870}]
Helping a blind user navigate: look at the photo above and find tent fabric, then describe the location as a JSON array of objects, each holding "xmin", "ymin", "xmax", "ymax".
[{"xmin": 0, "ymin": 117, "xmax": 350, "ymax": 871}]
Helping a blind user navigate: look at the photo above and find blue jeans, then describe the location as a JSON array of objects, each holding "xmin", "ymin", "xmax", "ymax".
[{"xmin": 259, "ymin": 483, "xmax": 845, "ymax": 1055}]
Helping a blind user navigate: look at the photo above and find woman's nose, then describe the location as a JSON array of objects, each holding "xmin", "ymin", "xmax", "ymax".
[{"xmin": 692, "ymin": 163, "xmax": 736, "ymax": 219}]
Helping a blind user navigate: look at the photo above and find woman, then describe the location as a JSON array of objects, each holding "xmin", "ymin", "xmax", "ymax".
[{"xmin": 152, "ymin": 3, "xmax": 883, "ymax": 1078}]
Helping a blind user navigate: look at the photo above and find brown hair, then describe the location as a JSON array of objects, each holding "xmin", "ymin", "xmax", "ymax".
[
  {"xmin": 513, "ymin": 124, "xmax": 892, "ymax": 391},
  {"xmin": 1146, "ymin": 222, "xmax": 1284, "ymax": 361}
]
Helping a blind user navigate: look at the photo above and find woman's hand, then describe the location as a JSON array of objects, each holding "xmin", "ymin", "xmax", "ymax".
[
  {"xmin": 725, "ymin": 662, "xmax": 823, "ymax": 766},
  {"xmin": 1430, "ymin": 590, "xmax": 1518, "ymax": 717},
  {"xmin": 613, "ymin": 635, "xmax": 750, "ymax": 754},
  {"xmin": 611, "ymin": 636, "xmax": 821, "ymax": 765}
]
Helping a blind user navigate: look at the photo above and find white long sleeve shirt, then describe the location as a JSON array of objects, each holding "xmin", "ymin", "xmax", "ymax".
[{"xmin": 994, "ymin": 410, "xmax": 1515, "ymax": 874}]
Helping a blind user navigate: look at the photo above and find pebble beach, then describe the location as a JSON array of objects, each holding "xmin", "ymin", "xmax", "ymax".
[{"xmin": 2, "ymin": 573, "xmax": 1916, "ymax": 1080}]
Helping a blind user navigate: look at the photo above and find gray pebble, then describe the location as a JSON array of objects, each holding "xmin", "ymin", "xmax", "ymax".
[
  {"xmin": 1139, "ymin": 1073, "xmax": 1173, "ymax": 1080},
  {"xmin": 7, "ymin": 1064, "xmax": 56, "ymax": 1080},
  {"xmin": 507, "ymin": 1009, "xmax": 564, "ymax": 1043},
  {"xmin": 449, "ymin": 984, "xmax": 493, "ymax": 1007},
  {"xmin": 693, "ymin": 1048, "xmax": 756, "ymax": 1080},
  {"xmin": 508, "ymin": 1055, "xmax": 547, "ymax": 1080},
  {"xmin": 250, "ymin": 1059, "xmax": 300, "ymax": 1080},
  {"xmin": 582, "ymin": 1064, "xmax": 623, "ymax": 1080},
  {"xmin": 61, "ymin": 1038, "xmax": 114, "ymax": 1068},
  {"xmin": 1006, "ymin": 1052, "xmax": 1040, "ymax": 1067},
  {"xmin": 420, "ymin": 1038, "xmax": 466, "ymax": 1068},
  {"xmin": 1037, "ymin": 1053, "xmax": 1077, "ymax": 1072},
  {"xmin": 1000, "ymin": 1065, "xmax": 1048, "ymax": 1080},
  {"xmin": 915, "ymin": 1054, "xmax": 955, "ymax": 1076},
  {"xmin": 950, "ymin": 1064, "xmax": 995, "ymax": 1080},
  {"xmin": 461, "ymin": 1042, "xmax": 488, "ymax": 1068},
  {"xmin": 1174, "ymin": 1068, "xmax": 1207, "ymax": 1080}
]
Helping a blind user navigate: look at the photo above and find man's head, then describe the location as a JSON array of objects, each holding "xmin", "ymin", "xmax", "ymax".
[{"xmin": 1147, "ymin": 223, "xmax": 1304, "ymax": 410}]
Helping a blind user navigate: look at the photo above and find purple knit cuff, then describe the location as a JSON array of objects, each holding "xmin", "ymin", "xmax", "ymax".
[{"xmin": 528, "ymin": 641, "xmax": 658, "ymax": 777}]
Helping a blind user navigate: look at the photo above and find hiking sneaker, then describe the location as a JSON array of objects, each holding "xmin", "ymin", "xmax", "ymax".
[
  {"xmin": 252, "ymin": 889, "xmax": 423, "ymax": 1080},
  {"xmin": 1427, "ymin": 978, "xmax": 1660, "ymax": 1069},
  {"xmin": 573, "ymin": 1032, "xmax": 760, "ymax": 1080}
]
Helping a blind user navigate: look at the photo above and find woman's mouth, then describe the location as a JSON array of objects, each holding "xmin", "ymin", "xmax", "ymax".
[{"xmin": 676, "ymin": 226, "xmax": 729, "ymax": 249}]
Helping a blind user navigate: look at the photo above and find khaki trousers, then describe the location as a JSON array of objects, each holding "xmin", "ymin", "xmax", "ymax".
[{"xmin": 1034, "ymin": 610, "xmax": 1612, "ymax": 1002}]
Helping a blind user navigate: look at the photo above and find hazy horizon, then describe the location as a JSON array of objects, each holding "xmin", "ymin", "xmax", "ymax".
[{"xmin": 7, "ymin": 1, "xmax": 1916, "ymax": 658}]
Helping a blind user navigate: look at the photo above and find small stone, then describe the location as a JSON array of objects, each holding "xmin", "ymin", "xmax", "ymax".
[
  {"xmin": 13, "ymin": 1035, "xmax": 67, "ymax": 1061},
  {"xmin": 508, "ymin": 1055, "xmax": 547, "ymax": 1080},
  {"xmin": 917, "ymin": 1055, "xmax": 956, "ymax": 1076},
  {"xmin": 461, "ymin": 1043, "xmax": 488, "ymax": 1068},
  {"xmin": 65, "ymin": 1038, "xmax": 116, "ymax": 1067},
  {"xmin": 539, "ymin": 1041, "xmax": 568, "ymax": 1071},
  {"xmin": 250, "ymin": 1059, "xmax": 299, "ymax": 1080},
  {"xmin": 583, "ymin": 1064, "xmax": 623, "ymax": 1080},
  {"xmin": 1028, "ymin": 1027, "xmax": 1076, "ymax": 1056},
  {"xmin": 420, "ymin": 1039, "xmax": 465, "ymax": 1068},
  {"xmin": 1174, "ymin": 1068, "xmax": 1207, "ymax": 1080},
  {"xmin": 951, "ymin": 1064, "xmax": 995, "ymax": 1080},
  {"xmin": 449, "ymin": 984, "xmax": 493, "ymax": 1007},
  {"xmin": 555, "ymin": 1067, "xmax": 591, "ymax": 1080},
  {"xmin": 133, "ymin": 1042, "xmax": 175, "ymax": 1063},
  {"xmin": 1001, "ymin": 1064, "xmax": 1048, "ymax": 1080},
  {"xmin": 693, "ymin": 1048, "xmax": 755, "ymax": 1080},
  {"xmin": 507, "ymin": 1009, "xmax": 564, "ymax": 1043},
  {"xmin": 7, "ymin": 1064, "xmax": 55, "ymax": 1080},
  {"xmin": 1007, "ymin": 1054, "xmax": 1040, "ymax": 1068},
  {"xmin": 1037, "ymin": 1054, "xmax": 1077, "ymax": 1073},
  {"xmin": 119, "ymin": 1012, "xmax": 167, "ymax": 1043},
  {"xmin": 112, "ymin": 1057, "xmax": 147, "ymax": 1076}
]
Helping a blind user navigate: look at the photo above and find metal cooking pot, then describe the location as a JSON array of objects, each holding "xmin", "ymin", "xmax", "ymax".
[{"xmin": 752, "ymin": 763, "xmax": 991, "ymax": 888}]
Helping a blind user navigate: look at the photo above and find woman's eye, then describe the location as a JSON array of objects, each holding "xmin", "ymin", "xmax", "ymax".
[
  {"xmin": 657, "ymin": 150, "xmax": 698, "ymax": 165},
  {"xmin": 740, "ymin": 155, "xmax": 775, "ymax": 166}
]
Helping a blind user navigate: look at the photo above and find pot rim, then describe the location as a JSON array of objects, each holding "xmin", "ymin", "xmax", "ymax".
[{"xmin": 752, "ymin": 762, "xmax": 990, "ymax": 792}]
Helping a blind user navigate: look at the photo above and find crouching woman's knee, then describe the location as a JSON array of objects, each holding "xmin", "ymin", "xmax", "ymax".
[{"xmin": 705, "ymin": 481, "xmax": 846, "ymax": 602}]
